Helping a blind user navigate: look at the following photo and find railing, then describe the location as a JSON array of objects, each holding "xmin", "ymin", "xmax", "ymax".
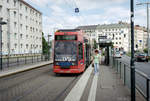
[
  {"xmin": 110, "ymin": 56, "xmax": 150, "ymax": 101},
  {"xmin": 1, "ymin": 54, "xmax": 51, "ymax": 70}
]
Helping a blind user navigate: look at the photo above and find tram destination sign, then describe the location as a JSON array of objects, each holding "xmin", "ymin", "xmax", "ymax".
[{"xmin": 55, "ymin": 35, "xmax": 77, "ymax": 40}]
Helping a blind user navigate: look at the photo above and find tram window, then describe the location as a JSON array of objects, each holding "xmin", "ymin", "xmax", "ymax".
[{"xmin": 78, "ymin": 42, "xmax": 83, "ymax": 60}]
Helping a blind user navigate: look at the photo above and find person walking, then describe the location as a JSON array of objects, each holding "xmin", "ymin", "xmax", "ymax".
[{"xmin": 92, "ymin": 50, "xmax": 100, "ymax": 74}]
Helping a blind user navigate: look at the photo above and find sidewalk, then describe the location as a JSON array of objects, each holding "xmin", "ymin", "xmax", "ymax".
[
  {"xmin": 0, "ymin": 60, "xmax": 53, "ymax": 78},
  {"xmin": 96, "ymin": 65, "xmax": 144, "ymax": 101},
  {"xmin": 64, "ymin": 64, "xmax": 144, "ymax": 101}
]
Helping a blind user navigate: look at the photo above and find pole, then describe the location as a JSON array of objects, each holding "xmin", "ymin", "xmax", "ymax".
[
  {"xmin": 8, "ymin": 9, "xmax": 10, "ymax": 56},
  {"xmin": 147, "ymin": 4, "xmax": 150, "ymax": 57},
  {"xmin": 0, "ymin": 23, "xmax": 2, "ymax": 70},
  {"xmin": 130, "ymin": 0, "xmax": 136, "ymax": 101},
  {"xmin": 48, "ymin": 35, "xmax": 50, "ymax": 60}
]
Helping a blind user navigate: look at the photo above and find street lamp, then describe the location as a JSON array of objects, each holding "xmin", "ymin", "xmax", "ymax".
[
  {"xmin": 0, "ymin": 18, "xmax": 7, "ymax": 70},
  {"xmin": 137, "ymin": 2, "xmax": 150, "ymax": 57}
]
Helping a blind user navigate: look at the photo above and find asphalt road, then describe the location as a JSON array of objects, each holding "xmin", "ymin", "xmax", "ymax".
[
  {"xmin": 0, "ymin": 64, "xmax": 81, "ymax": 101},
  {"xmin": 120, "ymin": 55, "xmax": 150, "ymax": 76}
]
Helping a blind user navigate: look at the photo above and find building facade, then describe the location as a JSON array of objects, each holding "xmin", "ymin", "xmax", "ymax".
[
  {"xmin": 0, "ymin": 0, "xmax": 42, "ymax": 55},
  {"xmin": 77, "ymin": 22, "xmax": 148, "ymax": 52}
]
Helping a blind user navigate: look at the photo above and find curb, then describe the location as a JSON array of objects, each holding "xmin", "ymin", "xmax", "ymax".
[{"xmin": 0, "ymin": 61, "xmax": 53, "ymax": 78}]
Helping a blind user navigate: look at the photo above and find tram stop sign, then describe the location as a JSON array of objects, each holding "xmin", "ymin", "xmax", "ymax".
[{"xmin": 75, "ymin": 8, "xmax": 79, "ymax": 13}]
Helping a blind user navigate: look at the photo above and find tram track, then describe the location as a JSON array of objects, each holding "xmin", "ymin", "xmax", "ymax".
[
  {"xmin": 52, "ymin": 75, "xmax": 79, "ymax": 101},
  {"xmin": 0, "ymin": 64, "xmax": 82, "ymax": 101}
]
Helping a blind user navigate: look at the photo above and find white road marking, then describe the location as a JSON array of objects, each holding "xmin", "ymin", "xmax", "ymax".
[
  {"xmin": 64, "ymin": 66, "xmax": 93, "ymax": 101},
  {"xmin": 88, "ymin": 74, "xmax": 99, "ymax": 101}
]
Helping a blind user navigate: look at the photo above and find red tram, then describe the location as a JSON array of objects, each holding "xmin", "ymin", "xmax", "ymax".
[{"xmin": 53, "ymin": 29, "xmax": 91, "ymax": 74}]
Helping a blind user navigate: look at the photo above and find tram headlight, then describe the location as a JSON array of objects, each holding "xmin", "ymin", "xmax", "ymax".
[
  {"xmin": 72, "ymin": 63, "xmax": 75, "ymax": 65},
  {"xmin": 56, "ymin": 62, "xmax": 59, "ymax": 65}
]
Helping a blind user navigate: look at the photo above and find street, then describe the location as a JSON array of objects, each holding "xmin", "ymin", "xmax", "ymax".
[
  {"xmin": 120, "ymin": 55, "xmax": 150, "ymax": 76},
  {"xmin": 0, "ymin": 64, "xmax": 81, "ymax": 101}
]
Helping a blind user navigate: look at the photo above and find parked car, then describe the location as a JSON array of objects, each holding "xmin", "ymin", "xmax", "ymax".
[
  {"xmin": 135, "ymin": 53, "xmax": 148, "ymax": 62},
  {"xmin": 114, "ymin": 51, "xmax": 122, "ymax": 58}
]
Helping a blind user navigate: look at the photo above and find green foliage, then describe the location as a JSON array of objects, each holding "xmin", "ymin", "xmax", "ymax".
[
  {"xmin": 93, "ymin": 39, "xmax": 98, "ymax": 49},
  {"xmin": 42, "ymin": 33, "xmax": 51, "ymax": 54},
  {"xmin": 143, "ymin": 48, "xmax": 148, "ymax": 53}
]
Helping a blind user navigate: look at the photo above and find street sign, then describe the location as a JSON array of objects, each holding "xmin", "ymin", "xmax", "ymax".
[{"xmin": 75, "ymin": 8, "xmax": 79, "ymax": 13}]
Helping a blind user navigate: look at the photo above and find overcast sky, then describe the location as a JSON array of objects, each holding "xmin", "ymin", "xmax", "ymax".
[{"xmin": 24, "ymin": 0, "xmax": 149, "ymax": 37}]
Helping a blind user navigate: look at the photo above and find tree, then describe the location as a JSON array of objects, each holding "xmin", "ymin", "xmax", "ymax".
[
  {"xmin": 93, "ymin": 39, "xmax": 98, "ymax": 49},
  {"xmin": 42, "ymin": 33, "xmax": 50, "ymax": 54},
  {"xmin": 144, "ymin": 48, "xmax": 148, "ymax": 53}
]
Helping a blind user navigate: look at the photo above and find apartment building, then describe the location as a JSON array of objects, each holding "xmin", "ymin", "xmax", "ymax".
[
  {"xmin": 77, "ymin": 22, "xmax": 148, "ymax": 52},
  {"xmin": 0, "ymin": 0, "xmax": 42, "ymax": 55}
]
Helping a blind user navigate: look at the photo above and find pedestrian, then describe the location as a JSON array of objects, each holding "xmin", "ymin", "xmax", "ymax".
[{"xmin": 92, "ymin": 49, "xmax": 100, "ymax": 74}]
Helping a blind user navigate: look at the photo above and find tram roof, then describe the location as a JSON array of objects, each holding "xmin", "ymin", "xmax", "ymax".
[{"xmin": 57, "ymin": 29, "xmax": 81, "ymax": 32}]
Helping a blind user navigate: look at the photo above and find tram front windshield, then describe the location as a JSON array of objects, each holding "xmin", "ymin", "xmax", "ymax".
[{"xmin": 54, "ymin": 41, "xmax": 77, "ymax": 65}]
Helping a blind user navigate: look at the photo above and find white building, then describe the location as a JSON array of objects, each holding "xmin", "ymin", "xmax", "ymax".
[
  {"xmin": 77, "ymin": 22, "xmax": 148, "ymax": 52},
  {"xmin": 96, "ymin": 22, "xmax": 131, "ymax": 52},
  {"xmin": 0, "ymin": 0, "xmax": 42, "ymax": 55},
  {"xmin": 134, "ymin": 25, "xmax": 148, "ymax": 51}
]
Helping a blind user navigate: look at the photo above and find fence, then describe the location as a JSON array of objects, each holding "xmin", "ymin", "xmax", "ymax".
[
  {"xmin": 110, "ymin": 56, "xmax": 150, "ymax": 101},
  {"xmin": 1, "ymin": 54, "xmax": 51, "ymax": 70}
]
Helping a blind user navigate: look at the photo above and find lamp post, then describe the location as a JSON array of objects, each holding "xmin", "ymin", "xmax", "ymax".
[
  {"xmin": 0, "ymin": 18, "xmax": 7, "ymax": 70},
  {"xmin": 137, "ymin": 2, "xmax": 150, "ymax": 57}
]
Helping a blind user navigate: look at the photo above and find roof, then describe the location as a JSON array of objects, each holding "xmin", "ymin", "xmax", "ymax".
[
  {"xmin": 20, "ymin": 0, "xmax": 42, "ymax": 14},
  {"xmin": 76, "ymin": 25, "xmax": 98, "ymax": 30},
  {"xmin": 57, "ymin": 29, "xmax": 81, "ymax": 32},
  {"xmin": 96, "ymin": 23, "xmax": 130, "ymax": 29}
]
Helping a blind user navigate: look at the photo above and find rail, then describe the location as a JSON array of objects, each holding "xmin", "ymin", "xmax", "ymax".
[
  {"xmin": 1, "ymin": 54, "xmax": 51, "ymax": 70},
  {"xmin": 110, "ymin": 57, "xmax": 150, "ymax": 101}
]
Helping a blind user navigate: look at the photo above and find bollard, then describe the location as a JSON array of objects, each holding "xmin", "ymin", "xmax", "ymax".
[
  {"xmin": 124, "ymin": 64, "xmax": 126, "ymax": 85},
  {"xmin": 147, "ymin": 79, "xmax": 149, "ymax": 101}
]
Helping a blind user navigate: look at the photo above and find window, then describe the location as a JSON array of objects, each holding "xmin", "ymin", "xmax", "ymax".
[
  {"xmin": 0, "ymin": 5, "xmax": 2, "ymax": 13},
  {"xmin": 26, "ymin": 26, "xmax": 28, "ymax": 30},
  {"xmin": 116, "ymin": 37, "xmax": 118, "ymax": 40},
  {"xmin": 14, "ymin": 33, "xmax": 17, "ymax": 39},
  {"xmin": 30, "ymin": 27, "xmax": 32, "ymax": 32},
  {"xmin": 20, "ymin": 3, "xmax": 22, "ymax": 9},
  {"xmin": 25, "ymin": 6, "xmax": 28, "ymax": 12},
  {"xmin": 78, "ymin": 42, "xmax": 83, "ymax": 60},
  {"xmin": 25, "ymin": 16, "xmax": 28, "ymax": 21},
  {"xmin": 20, "ymin": 24, "xmax": 22, "ymax": 30},
  {"xmin": 119, "ymin": 42, "xmax": 121, "ymax": 44},
  {"xmin": 26, "ymin": 44, "xmax": 28, "ymax": 48},
  {"xmin": 7, "ymin": 0, "xmax": 9, "ymax": 3},
  {"xmin": 124, "ymin": 34, "xmax": 126, "ymax": 38},
  {"xmin": 14, "ymin": 0, "xmax": 16, "ymax": 6},
  {"xmin": 119, "ymin": 37, "xmax": 121, "ymax": 40},
  {"xmin": 21, "ymin": 44, "xmax": 23, "ymax": 48},
  {"xmin": 20, "ymin": 34, "xmax": 23, "ymax": 38},
  {"xmin": 33, "ymin": 28, "xmax": 34, "ymax": 32},
  {"xmin": 26, "ymin": 35, "xmax": 28, "ymax": 38},
  {"xmin": 14, "ymin": 11, "xmax": 16, "ymax": 18},
  {"xmin": 20, "ymin": 14, "xmax": 22, "ymax": 19},
  {"xmin": 116, "ymin": 42, "xmax": 118, "ymax": 44},
  {"xmin": 14, "ymin": 22, "xmax": 17, "ymax": 28},
  {"xmin": 14, "ymin": 43, "xmax": 17, "ymax": 48}
]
